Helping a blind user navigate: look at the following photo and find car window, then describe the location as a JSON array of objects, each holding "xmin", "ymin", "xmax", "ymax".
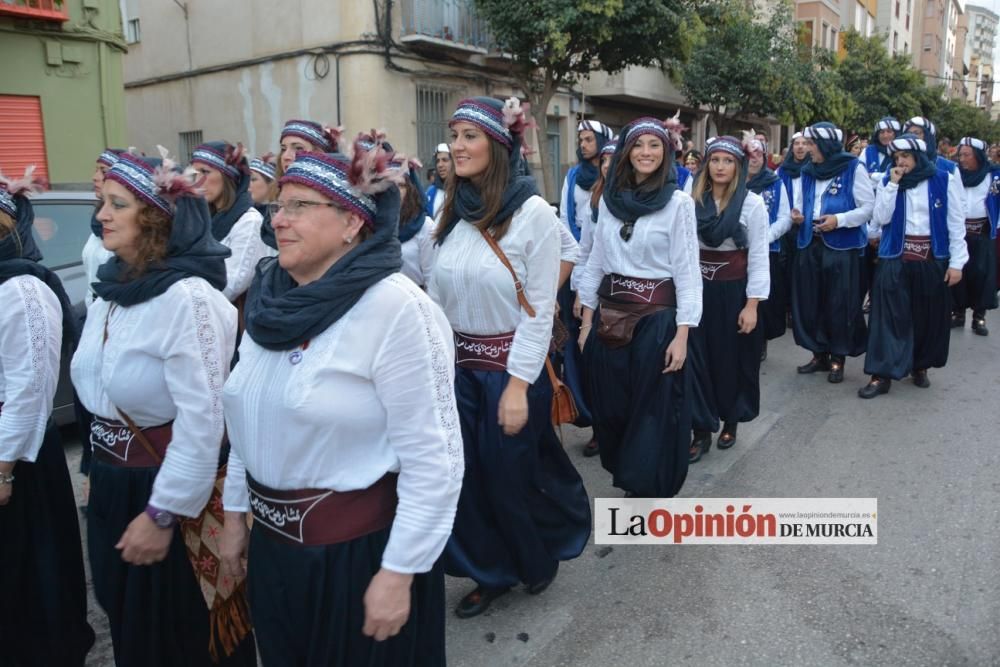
[{"xmin": 31, "ymin": 200, "xmax": 97, "ymax": 270}]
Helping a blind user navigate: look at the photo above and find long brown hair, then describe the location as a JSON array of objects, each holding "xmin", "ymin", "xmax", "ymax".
[
  {"xmin": 435, "ymin": 140, "xmax": 514, "ymax": 242},
  {"xmin": 211, "ymin": 175, "xmax": 236, "ymax": 215},
  {"xmin": 399, "ymin": 178, "xmax": 425, "ymax": 227},
  {"xmin": 612, "ymin": 143, "xmax": 671, "ymax": 195},
  {"xmin": 590, "ymin": 154, "xmax": 612, "ymax": 213},
  {"xmin": 126, "ymin": 203, "xmax": 172, "ymax": 278},
  {"xmin": 691, "ymin": 159, "xmax": 742, "ymax": 213},
  {"xmin": 0, "ymin": 211, "xmax": 14, "ymax": 242}
]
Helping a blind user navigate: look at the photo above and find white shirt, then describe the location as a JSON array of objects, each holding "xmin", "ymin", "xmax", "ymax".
[
  {"xmin": 560, "ymin": 175, "xmax": 591, "ymax": 290},
  {"xmin": 71, "ymin": 278, "xmax": 238, "ymax": 517},
  {"xmin": 428, "ymin": 195, "xmax": 560, "ymax": 384},
  {"xmin": 554, "ymin": 214, "xmax": 580, "ymax": 265},
  {"xmin": 795, "ymin": 162, "xmax": 875, "ymax": 229},
  {"xmin": 431, "ymin": 189, "xmax": 446, "ymax": 221},
  {"xmin": 871, "ymin": 174, "xmax": 969, "ymax": 270},
  {"xmin": 699, "ymin": 192, "xmax": 771, "ymax": 300},
  {"xmin": 82, "ymin": 234, "xmax": 114, "ymax": 307},
  {"xmin": 0, "ymin": 275, "xmax": 61, "ymax": 462},
  {"xmin": 762, "ymin": 181, "xmax": 793, "ymax": 245},
  {"xmin": 220, "ymin": 207, "xmax": 268, "ymax": 301},
  {"xmin": 577, "ymin": 192, "xmax": 703, "ymax": 327},
  {"xmin": 964, "ymin": 177, "xmax": 991, "ymax": 220},
  {"xmin": 400, "ymin": 217, "xmax": 437, "ymax": 287},
  {"xmin": 222, "ymin": 273, "xmax": 462, "ymax": 574}
]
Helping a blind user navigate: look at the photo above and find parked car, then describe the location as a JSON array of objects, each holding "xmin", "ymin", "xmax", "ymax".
[{"xmin": 29, "ymin": 190, "xmax": 98, "ymax": 426}]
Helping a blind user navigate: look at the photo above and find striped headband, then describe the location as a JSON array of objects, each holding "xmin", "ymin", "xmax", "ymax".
[
  {"xmin": 249, "ymin": 155, "xmax": 276, "ymax": 181},
  {"xmin": 705, "ymin": 135, "xmax": 745, "ymax": 160},
  {"xmin": 104, "ymin": 153, "xmax": 172, "ymax": 214},
  {"xmin": 958, "ymin": 137, "xmax": 987, "ymax": 151},
  {"xmin": 905, "ymin": 117, "xmax": 937, "ymax": 136},
  {"xmin": 279, "ymin": 152, "xmax": 377, "ymax": 226},
  {"xmin": 97, "ymin": 149, "xmax": 122, "ymax": 169},
  {"xmin": 450, "ymin": 98, "xmax": 513, "ymax": 150},
  {"xmin": 191, "ymin": 143, "xmax": 243, "ymax": 182},
  {"xmin": 0, "ymin": 187, "xmax": 15, "ymax": 218},
  {"xmin": 887, "ymin": 137, "xmax": 927, "ymax": 154},
  {"xmin": 805, "ymin": 125, "xmax": 844, "ymax": 143},
  {"xmin": 791, "ymin": 131, "xmax": 804, "ymax": 141},
  {"xmin": 578, "ymin": 120, "xmax": 614, "ymax": 140},
  {"xmin": 281, "ymin": 120, "xmax": 337, "ymax": 152},
  {"xmin": 601, "ymin": 138, "xmax": 618, "ymax": 156},
  {"xmin": 623, "ymin": 117, "xmax": 670, "ymax": 146},
  {"xmin": 876, "ymin": 118, "xmax": 902, "ymax": 132}
]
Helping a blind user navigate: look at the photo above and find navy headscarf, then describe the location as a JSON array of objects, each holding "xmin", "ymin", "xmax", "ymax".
[
  {"xmin": 802, "ymin": 122, "xmax": 857, "ymax": 181},
  {"xmin": 955, "ymin": 137, "xmax": 1000, "ymax": 187},
  {"xmin": 575, "ymin": 121, "xmax": 613, "ymax": 191},
  {"xmin": 602, "ymin": 118, "xmax": 678, "ymax": 232},
  {"xmin": 0, "ymin": 191, "xmax": 79, "ymax": 354},
  {"xmin": 779, "ymin": 135, "xmax": 810, "ymax": 179},
  {"xmin": 696, "ymin": 135, "xmax": 749, "ymax": 249},
  {"xmin": 904, "ymin": 118, "xmax": 940, "ymax": 160},
  {"xmin": 869, "ymin": 117, "xmax": 901, "ymax": 164},
  {"xmin": 884, "ymin": 135, "xmax": 938, "ymax": 191}
]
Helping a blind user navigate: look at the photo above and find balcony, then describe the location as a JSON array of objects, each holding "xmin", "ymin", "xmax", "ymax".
[
  {"xmin": 0, "ymin": 0, "xmax": 68, "ymax": 21},
  {"xmin": 582, "ymin": 67, "xmax": 687, "ymax": 109},
  {"xmin": 399, "ymin": 0, "xmax": 491, "ymax": 54}
]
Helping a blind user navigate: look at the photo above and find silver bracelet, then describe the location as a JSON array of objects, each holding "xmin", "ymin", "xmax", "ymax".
[{"xmin": 0, "ymin": 472, "xmax": 14, "ymax": 486}]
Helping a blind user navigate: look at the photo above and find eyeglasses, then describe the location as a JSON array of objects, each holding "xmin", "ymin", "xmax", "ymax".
[{"xmin": 267, "ymin": 199, "xmax": 339, "ymax": 218}]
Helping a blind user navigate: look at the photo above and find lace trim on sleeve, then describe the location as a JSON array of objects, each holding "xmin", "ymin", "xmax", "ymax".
[
  {"xmin": 225, "ymin": 212, "xmax": 265, "ymax": 299},
  {"xmin": 186, "ymin": 279, "xmax": 226, "ymax": 434},
  {"xmin": 18, "ymin": 278, "xmax": 49, "ymax": 394}
]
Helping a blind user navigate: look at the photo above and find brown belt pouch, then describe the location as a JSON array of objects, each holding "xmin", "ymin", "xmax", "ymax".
[{"xmin": 595, "ymin": 274, "xmax": 676, "ymax": 349}]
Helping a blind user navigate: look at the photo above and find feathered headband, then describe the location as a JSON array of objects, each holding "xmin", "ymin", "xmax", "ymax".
[
  {"xmin": 105, "ymin": 146, "xmax": 202, "ymax": 215},
  {"xmin": 280, "ymin": 120, "xmax": 343, "ymax": 153},
  {"xmin": 249, "ymin": 152, "xmax": 277, "ymax": 181},
  {"xmin": 191, "ymin": 141, "xmax": 248, "ymax": 182},
  {"xmin": 705, "ymin": 135, "xmax": 747, "ymax": 161},
  {"xmin": 623, "ymin": 113, "xmax": 687, "ymax": 153},
  {"xmin": 449, "ymin": 96, "xmax": 532, "ymax": 152},
  {"xmin": 0, "ymin": 166, "xmax": 47, "ymax": 218}
]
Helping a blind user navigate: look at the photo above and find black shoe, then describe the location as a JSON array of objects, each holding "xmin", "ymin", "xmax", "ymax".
[
  {"xmin": 972, "ymin": 313, "xmax": 989, "ymax": 336},
  {"xmin": 582, "ymin": 437, "xmax": 600, "ymax": 458},
  {"xmin": 689, "ymin": 430, "xmax": 712, "ymax": 463},
  {"xmin": 951, "ymin": 311, "xmax": 966, "ymax": 328},
  {"xmin": 911, "ymin": 369, "xmax": 931, "ymax": 388},
  {"xmin": 717, "ymin": 422, "xmax": 738, "ymax": 450},
  {"xmin": 858, "ymin": 376, "xmax": 891, "ymax": 399},
  {"xmin": 797, "ymin": 354, "xmax": 831, "ymax": 374},
  {"xmin": 760, "ymin": 341, "xmax": 768, "ymax": 362},
  {"xmin": 827, "ymin": 356, "xmax": 845, "ymax": 384},
  {"xmin": 455, "ymin": 586, "xmax": 510, "ymax": 619},
  {"xmin": 527, "ymin": 572, "xmax": 556, "ymax": 595}
]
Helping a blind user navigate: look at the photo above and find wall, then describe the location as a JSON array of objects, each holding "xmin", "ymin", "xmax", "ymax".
[{"xmin": 0, "ymin": 0, "xmax": 126, "ymax": 185}]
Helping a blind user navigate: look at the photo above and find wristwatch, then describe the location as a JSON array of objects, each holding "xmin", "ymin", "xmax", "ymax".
[{"xmin": 144, "ymin": 504, "xmax": 177, "ymax": 529}]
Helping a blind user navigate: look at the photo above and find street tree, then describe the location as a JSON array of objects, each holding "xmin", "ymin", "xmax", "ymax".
[{"xmin": 473, "ymin": 0, "xmax": 699, "ymax": 200}]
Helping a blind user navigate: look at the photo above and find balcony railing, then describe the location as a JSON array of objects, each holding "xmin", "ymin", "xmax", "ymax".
[
  {"xmin": 0, "ymin": 0, "xmax": 69, "ymax": 21},
  {"xmin": 399, "ymin": 0, "xmax": 491, "ymax": 52}
]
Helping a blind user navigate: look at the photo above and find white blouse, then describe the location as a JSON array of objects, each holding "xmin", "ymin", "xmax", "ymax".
[
  {"xmin": 428, "ymin": 195, "xmax": 560, "ymax": 384},
  {"xmin": 698, "ymin": 192, "xmax": 771, "ymax": 300},
  {"xmin": 964, "ymin": 177, "xmax": 991, "ymax": 220},
  {"xmin": 764, "ymin": 182, "xmax": 793, "ymax": 245},
  {"xmin": 220, "ymin": 207, "xmax": 268, "ymax": 301},
  {"xmin": 554, "ymin": 214, "xmax": 580, "ymax": 265},
  {"xmin": 71, "ymin": 278, "xmax": 237, "ymax": 517},
  {"xmin": 577, "ymin": 192, "xmax": 703, "ymax": 327},
  {"xmin": 795, "ymin": 163, "xmax": 875, "ymax": 229},
  {"xmin": 82, "ymin": 234, "xmax": 114, "ymax": 307},
  {"xmin": 560, "ymin": 177, "xmax": 592, "ymax": 290},
  {"xmin": 871, "ymin": 175, "xmax": 969, "ymax": 270},
  {"xmin": 222, "ymin": 273, "xmax": 462, "ymax": 574},
  {"xmin": 0, "ymin": 276, "xmax": 61, "ymax": 463},
  {"xmin": 400, "ymin": 217, "xmax": 437, "ymax": 287}
]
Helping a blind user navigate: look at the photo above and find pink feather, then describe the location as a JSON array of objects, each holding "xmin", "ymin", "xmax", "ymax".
[
  {"xmin": 348, "ymin": 135, "xmax": 405, "ymax": 196},
  {"xmin": 503, "ymin": 97, "xmax": 534, "ymax": 135},
  {"xmin": 664, "ymin": 112, "xmax": 688, "ymax": 153},
  {"xmin": 260, "ymin": 151, "xmax": 276, "ymax": 165},
  {"xmin": 742, "ymin": 129, "xmax": 764, "ymax": 159},
  {"xmin": 323, "ymin": 125, "xmax": 345, "ymax": 152},
  {"xmin": 0, "ymin": 165, "xmax": 47, "ymax": 197}
]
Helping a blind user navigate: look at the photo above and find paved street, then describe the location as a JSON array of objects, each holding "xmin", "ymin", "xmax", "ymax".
[{"xmin": 72, "ymin": 326, "xmax": 1000, "ymax": 666}]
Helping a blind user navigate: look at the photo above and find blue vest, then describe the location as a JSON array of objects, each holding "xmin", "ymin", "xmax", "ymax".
[
  {"xmin": 864, "ymin": 144, "xmax": 891, "ymax": 175},
  {"xmin": 798, "ymin": 159, "xmax": 867, "ymax": 250},
  {"xmin": 677, "ymin": 165, "xmax": 691, "ymax": 191},
  {"xmin": 936, "ymin": 156, "xmax": 956, "ymax": 174},
  {"xmin": 760, "ymin": 180, "xmax": 783, "ymax": 253},
  {"xmin": 878, "ymin": 169, "xmax": 951, "ymax": 260},
  {"xmin": 777, "ymin": 167, "xmax": 795, "ymax": 205},
  {"xmin": 424, "ymin": 184, "xmax": 439, "ymax": 217},
  {"xmin": 983, "ymin": 172, "xmax": 1000, "ymax": 240},
  {"xmin": 563, "ymin": 165, "xmax": 582, "ymax": 241}
]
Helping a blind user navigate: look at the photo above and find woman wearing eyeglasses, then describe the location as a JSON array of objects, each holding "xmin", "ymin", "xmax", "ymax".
[
  {"xmin": 219, "ymin": 141, "xmax": 462, "ymax": 666},
  {"xmin": 577, "ymin": 117, "xmax": 701, "ymax": 499}
]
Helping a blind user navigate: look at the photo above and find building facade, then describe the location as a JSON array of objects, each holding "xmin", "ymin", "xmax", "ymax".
[
  {"xmin": 964, "ymin": 3, "xmax": 998, "ymax": 107},
  {"xmin": 876, "ymin": 0, "xmax": 916, "ymax": 56},
  {"xmin": 913, "ymin": 0, "xmax": 964, "ymax": 95},
  {"xmin": 0, "ymin": 0, "xmax": 127, "ymax": 186}
]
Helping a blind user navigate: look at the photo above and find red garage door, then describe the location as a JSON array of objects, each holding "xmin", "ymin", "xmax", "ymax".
[{"xmin": 0, "ymin": 95, "xmax": 49, "ymax": 183}]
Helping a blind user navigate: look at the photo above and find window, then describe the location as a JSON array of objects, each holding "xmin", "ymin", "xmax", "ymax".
[
  {"xmin": 546, "ymin": 117, "xmax": 561, "ymax": 201},
  {"xmin": 126, "ymin": 18, "xmax": 141, "ymax": 44},
  {"xmin": 894, "ymin": 31, "xmax": 899, "ymax": 52},
  {"xmin": 178, "ymin": 130, "xmax": 203, "ymax": 164},
  {"xmin": 822, "ymin": 22, "xmax": 829, "ymax": 49},
  {"xmin": 923, "ymin": 33, "xmax": 933, "ymax": 50},
  {"xmin": 904, "ymin": 41, "xmax": 909, "ymax": 53},
  {"xmin": 416, "ymin": 84, "xmax": 460, "ymax": 167},
  {"xmin": 31, "ymin": 198, "xmax": 98, "ymax": 272},
  {"xmin": 0, "ymin": 95, "xmax": 49, "ymax": 183},
  {"xmin": 896, "ymin": 0, "xmax": 900, "ymax": 18}
]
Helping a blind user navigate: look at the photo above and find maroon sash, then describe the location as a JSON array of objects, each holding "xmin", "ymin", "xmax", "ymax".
[
  {"xmin": 453, "ymin": 331, "xmax": 514, "ymax": 372},
  {"xmin": 965, "ymin": 217, "xmax": 988, "ymax": 239},
  {"xmin": 902, "ymin": 235, "xmax": 931, "ymax": 262},
  {"xmin": 247, "ymin": 473, "xmax": 398, "ymax": 546},
  {"xmin": 90, "ymin": 416, "xmax": 171, "ymax": 467},
  {"xmin": 699, "ymin": 249, "xmax": 748, "ymax": 282},
  {"xmin": 598, "ymin": 274, "xmax": 677, "ymax": 305}
]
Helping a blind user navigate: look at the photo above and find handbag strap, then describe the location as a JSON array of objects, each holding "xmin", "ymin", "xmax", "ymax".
[
  {"xmin": 477, "ymin": 228, "xmax": 561, "ymax": 389},
  {"xmin": 117, "ymin": 408, "xmax": 165, "ymax": 466}
]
